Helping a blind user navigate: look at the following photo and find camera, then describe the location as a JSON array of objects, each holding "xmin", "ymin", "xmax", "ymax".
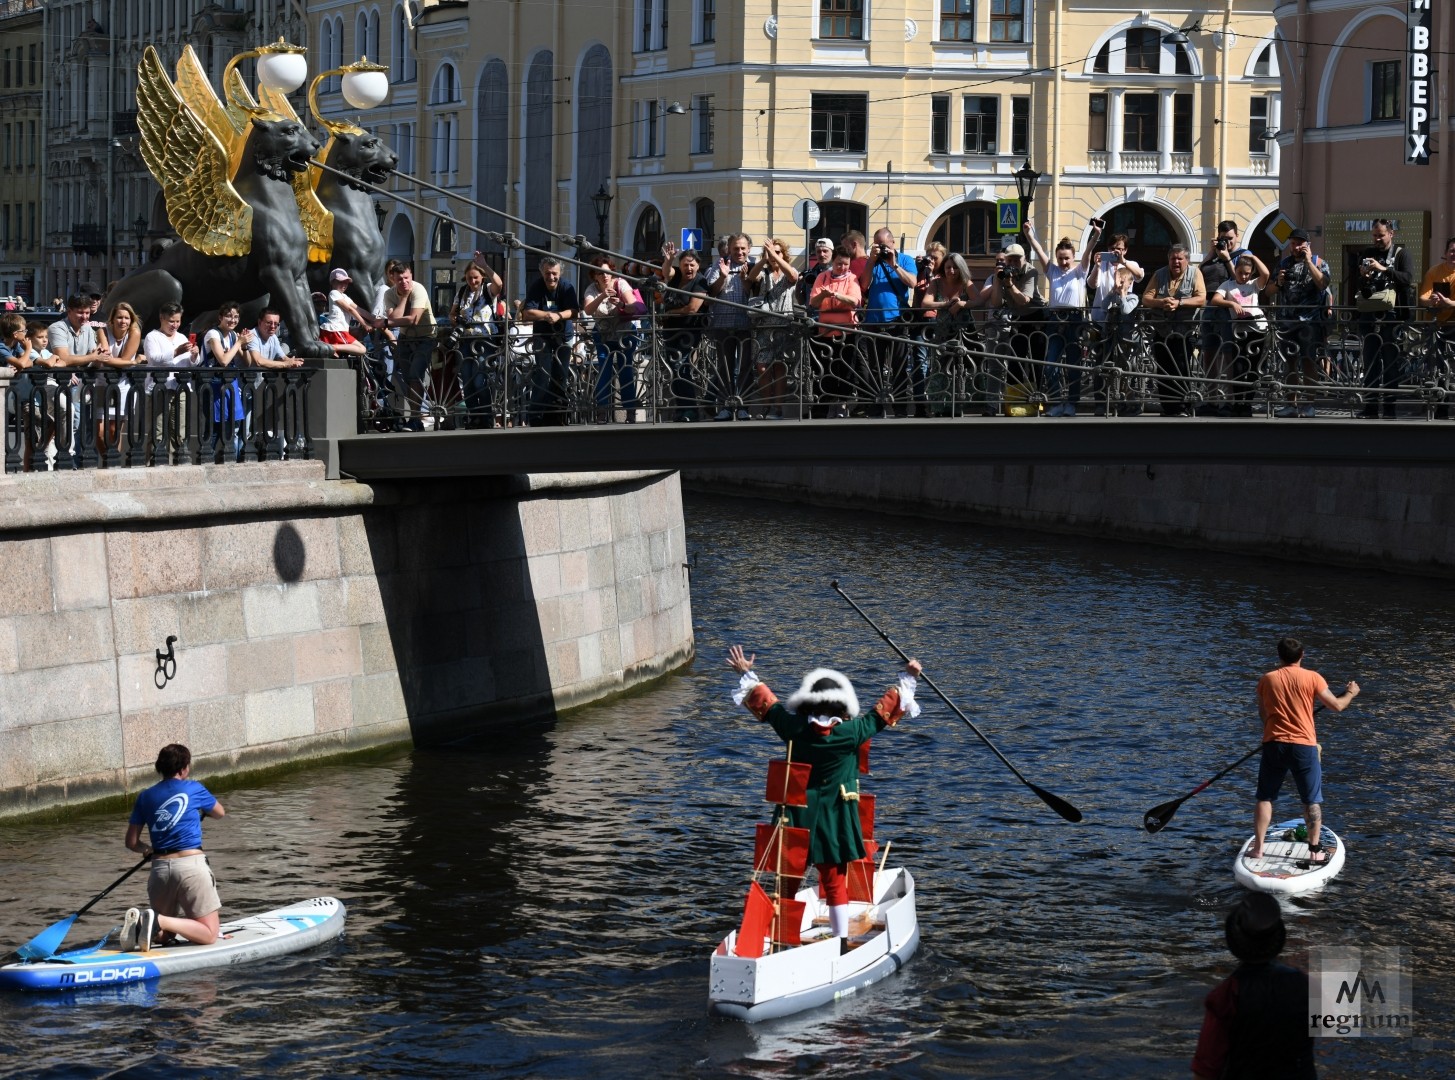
[
  {"xmin": 915, "ymin": 255, "xmax": 930, "ymax": 273},
  {"xmin": 878, "ymin": 246, "xmax": 895, "ymax": 262},
  {"xmin": 997, "ymin": 268, "xmax": 1010, "ymax": 281},
  {"xmin": 1216, "ymin": 238, "xmax": 1231, "ymax": 251}
]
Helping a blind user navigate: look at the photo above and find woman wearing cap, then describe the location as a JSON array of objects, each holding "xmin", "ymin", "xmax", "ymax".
[
  {"xmin": 726, "ymin": 644, "xmax": 921, "ymax": 942},
  {"xmin": 320, "ymin": 268, "xmax": 380, "ymax": 358},
  {"xmin": 1192, "ymin": 893, "xmax": 1316, "ymax": 1079}
]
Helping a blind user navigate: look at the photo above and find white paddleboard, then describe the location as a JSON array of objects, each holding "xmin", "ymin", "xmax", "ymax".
[{"xmin": 1234, "ymin": 819, "xmax": 1346, "ymax": 895}]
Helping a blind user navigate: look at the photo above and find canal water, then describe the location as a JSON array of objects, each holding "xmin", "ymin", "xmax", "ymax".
[{"xmin": 1, "ymin": 493, "xmax": 1451, "ymax": 1077}]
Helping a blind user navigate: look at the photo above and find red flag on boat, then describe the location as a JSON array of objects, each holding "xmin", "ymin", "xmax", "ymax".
[
  {"xmin": 772, "ymin": 898, "xmax": 806, "ymax": 947},
  {"xmin": 734, "ymin": 881, "xmax": 775, "ymax": 958},
  {"xmin": 857, "ymin": 793, "xmax": 876, "ymax": 840},
  {"xmin": 765, "ymin": 760, "xmax": 810, "ymax": 806},
  {"xmin": 847, "ymin": 840, "xmax": 880, "ymax": 902},
  {"xmin": 754, "ymin": 822, "xmax": 810, "ymax": 877}
]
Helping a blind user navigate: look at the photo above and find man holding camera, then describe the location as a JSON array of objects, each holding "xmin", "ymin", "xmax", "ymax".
[
  {"xmin": 1354, "ymin": 219, "xmax": 1414, "ymax": 418},
  {"xmin": 1268, "ymin": 229, "xmax": 1329, "ymax": 418},
  {"xmin": 857, "ymin": 228, "xmax": 918, "ymax": 416}
]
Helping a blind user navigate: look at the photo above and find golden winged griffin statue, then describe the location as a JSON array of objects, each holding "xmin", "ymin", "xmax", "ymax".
[{"xmin": 110, "ymin": 43, "xmax": 394, "ymax": 356}]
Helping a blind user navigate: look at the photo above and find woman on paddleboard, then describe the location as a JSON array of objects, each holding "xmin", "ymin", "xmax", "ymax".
[
  {"xmin": 726, "ymin": 645, "xmax": 920, "ymax": 941},
  {"xmin": 122, "ymin": 744, "xmax": 226, "ymax": 951},
  {"xmin": 1250, "ymin": 637, "xmax": 1359, "ymax": 865}
]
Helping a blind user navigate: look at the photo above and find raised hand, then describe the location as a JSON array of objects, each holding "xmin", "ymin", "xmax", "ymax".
[{"xmin": 726, "ymin": 644, "xmax": 756, "ymax": 674}]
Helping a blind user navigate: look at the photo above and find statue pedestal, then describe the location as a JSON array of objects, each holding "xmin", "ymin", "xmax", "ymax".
[{"xmin": 306, "ymin": 358, "xmax": 358, "ymax": 479}]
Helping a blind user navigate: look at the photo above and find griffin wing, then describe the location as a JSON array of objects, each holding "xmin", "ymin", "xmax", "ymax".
[
  {"xmin": 176, "ymin": 45, "xmax": 247, "ymax": 145},
  {"xmin": 259, "ymin": 84, "xmax": 334, "ymax": 262},
  {"xmin": 136, "ymin": 46, "xmax": 251, "ymax": 257}
]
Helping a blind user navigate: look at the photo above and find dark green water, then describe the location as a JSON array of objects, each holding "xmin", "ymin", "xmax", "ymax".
[{"xmin": 1, "ymin": 493, "xmax": 1450, "ymax": 1077}]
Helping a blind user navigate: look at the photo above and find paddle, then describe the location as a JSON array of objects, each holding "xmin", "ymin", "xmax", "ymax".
[
  {"xmin": 16, "ymin": 854, "xmax": 151, "ymax": 961},
  {"xmin": 831, "ymin": 580, "xmax": 1083, "ymax": 824},
  {"xmin": 1142, "ymin": 745, "xmax": 1264, "ymax": 834}
]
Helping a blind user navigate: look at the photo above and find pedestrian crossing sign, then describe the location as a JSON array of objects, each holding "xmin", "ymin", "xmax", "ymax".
[
  {"xmin": 997, "ymin": 200, "xmax": 1022, "ymax": 234},
  {"xmin": 681, "ymin": 228, "xmax": 704, "ymax": 252}
]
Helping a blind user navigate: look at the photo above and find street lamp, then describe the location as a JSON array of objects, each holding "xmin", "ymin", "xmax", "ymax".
[
  {"xmin": 133, "ymin": 214, "xmax": 148, "ymax": 264},
  {"xmin": 590, "ymin": 183, "xmax": 614, "ymax": 248},
  {"xmin": 1014, "ymin": 158, "xmax": 1041, "ymax": 231}
]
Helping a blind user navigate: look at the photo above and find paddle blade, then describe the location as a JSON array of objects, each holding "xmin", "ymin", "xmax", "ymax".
[
  {"xmin": 1030, "ymin": 783, "xmax": 1083, "ymax": 824},
  {"xmin": 16, "ymin": 914, "xmax": 77, "ymax": 961},
  {"xmin": 1143, "ymin": 798, "xmax": 1184, "ymax": 834}
]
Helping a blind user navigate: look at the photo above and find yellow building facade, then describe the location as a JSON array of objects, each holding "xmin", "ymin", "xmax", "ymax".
[{"xmin": 308, "ymin": 0, "xmax": 1280, "ymax": 295}]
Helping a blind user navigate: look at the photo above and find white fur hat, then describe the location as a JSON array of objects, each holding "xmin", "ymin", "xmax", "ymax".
[{"xmin": 786, "ymin": 668, "xmax": 860, "ymax": 719}]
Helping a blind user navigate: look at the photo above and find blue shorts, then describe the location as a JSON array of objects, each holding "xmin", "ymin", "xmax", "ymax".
[{"xmin": 1255, "ymin": 742, "xmax": 1323, "ymax": 806}]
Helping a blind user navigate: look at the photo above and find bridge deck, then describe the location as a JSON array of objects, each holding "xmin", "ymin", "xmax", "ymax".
[{"xmin": 336, "ymin": 416, "xmax": 1455, "ymax": 479}]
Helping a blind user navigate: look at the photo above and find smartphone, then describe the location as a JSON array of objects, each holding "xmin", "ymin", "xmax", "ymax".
[
  {"xmin": 1090, "ymin": 217, "xmax": 1107, "ymax": 230},
  {"xmin": 1435, "ymin": 282, "xmax": 1452, "ymax": 299}
]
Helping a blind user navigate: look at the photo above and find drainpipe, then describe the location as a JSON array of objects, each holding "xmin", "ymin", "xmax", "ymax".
[
  {"xmin": 1051, "ymin": 0, "xmax": 1062, "ymax": 238},
  {"xmin": 1216, "ymin": 0, "xmax": 1232, "ymax": 225}
]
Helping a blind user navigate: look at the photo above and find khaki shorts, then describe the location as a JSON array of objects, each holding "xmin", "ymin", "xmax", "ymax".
[{"xmin": 147, "ymin": 854, "xmax": 222, "ymax": 919}]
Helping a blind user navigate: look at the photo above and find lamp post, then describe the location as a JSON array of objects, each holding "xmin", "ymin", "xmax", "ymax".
[
  {"xmin": 590, "ymin": 183, "xmax": 613, "ymax": 248},
  {"xmin": 1014, "ymin": 158, "xmax": 1041, "ymax": 233},
  {"xmin": 133, "ymin": 214, "xmax": 148, "ymax": 264}
]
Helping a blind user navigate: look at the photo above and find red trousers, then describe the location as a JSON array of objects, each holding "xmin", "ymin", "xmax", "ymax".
[{"xmin": 818, "ymin": 862, "xmax": 849, "ymax": 906}]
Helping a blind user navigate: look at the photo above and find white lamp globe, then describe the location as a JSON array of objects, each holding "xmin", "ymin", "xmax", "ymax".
[
  {"xmin": 342, "ymin": 69, "xmax": 390, "ymax": 110},
  {"xmin": 257, "ymin": 51, "xmax": 308, "ymax": 94}
]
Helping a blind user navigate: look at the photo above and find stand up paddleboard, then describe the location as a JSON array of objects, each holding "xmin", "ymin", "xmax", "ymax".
[
  {"xmin": 1234, "ymin": 819, "xmax": 1346, "ymax": 895},
  {"xmin": 0, "ymin": 897, "xmax": 345, "ymax": 992}
]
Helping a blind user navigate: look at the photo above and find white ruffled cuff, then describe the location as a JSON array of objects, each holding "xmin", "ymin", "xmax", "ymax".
[
  {"xmin": 732, "ymin": 670, "xmax": 761, "ymax": 706},
  {"xmin": 899, "ymin": 674, "xmax": 922, "ymax": 719}
]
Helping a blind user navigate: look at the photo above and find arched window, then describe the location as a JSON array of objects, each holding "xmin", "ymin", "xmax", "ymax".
[
  {"xmin": 432, "ymin": 216, "xmax": 456, "ymax": 256},
  {"xmin": 524, "ymin": 53, "xmax": 555, "ymax": 248},
  {"xmin": 575, "ymin": 45, "xmax": 613, "ymax": 247},
  {"xmin": 429, "ymin": 62, "xmax": 461, "ymax": 105},
  {"xmin": 808, "ymin": 201, "xmax": 867, "ymax": 246},
  {"xmin": 927, "ymin": 202, "xmax": 998, "ymax": 258},
  {"xmin": 391, "ymin": 4, "xmax": 416, "ymax": 83},
  {"xmin": 1100, "ymin": 202, "xmax": 1179, "ymax": 273},
  {"xmin": 475, "ymin": 59, "xmax": 509, "ymax": 253},
  {"xmin": 693, "ymin": 198, "xmax": 715, "ymax": 246},
  {"xmin": 633, "ymin": 204, "xmax": 663, "ymax": 259},
  {"xmin": 319, "ymin": 19, "xmax": 335, "ymax": 89}
]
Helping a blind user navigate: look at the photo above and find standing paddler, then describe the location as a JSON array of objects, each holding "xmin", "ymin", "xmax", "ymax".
[{"xmin": 726, "ymin": 645, "xmax": 921, "ymax": 941}]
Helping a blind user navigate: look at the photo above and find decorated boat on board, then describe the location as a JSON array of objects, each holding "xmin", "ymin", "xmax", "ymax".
[{"xmin": 707, "ymin": 746, "xmax": 919, "ymax": 1021}]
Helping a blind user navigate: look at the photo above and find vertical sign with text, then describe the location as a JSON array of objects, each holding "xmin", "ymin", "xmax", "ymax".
[{"xmin": 1407, "ymin": 0, "xmax": 1433, "ymax": 164}]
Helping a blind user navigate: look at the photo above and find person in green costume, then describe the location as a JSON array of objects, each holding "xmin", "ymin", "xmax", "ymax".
[{"xmin": 727, "ymin": 644, "xmax": 921, "ymax": 940}]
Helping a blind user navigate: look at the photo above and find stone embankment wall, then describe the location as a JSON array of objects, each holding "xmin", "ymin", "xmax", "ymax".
[
  {"xmin": 0, "ymin": 463, "xmax": 693, "ymax": 818},
  {"xmin": 686, "ymin": 463, "xmax": 1455, "ymax": 577}
]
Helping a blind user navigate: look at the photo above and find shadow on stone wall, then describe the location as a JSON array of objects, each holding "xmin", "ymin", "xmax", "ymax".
[{"xmin": 364, "ymin": 478, "xmax": 554, "ymax": 746}]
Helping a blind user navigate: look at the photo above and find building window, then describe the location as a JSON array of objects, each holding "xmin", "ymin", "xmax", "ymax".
[
  {"xmin": 698, "ymin": 0, "xmax": 716, "ymax": 43},
  {"xmin": 811, "ymin": 93, "xmax": 867, "ymax": 152},
  {"xmin": 1371, "ymin": 60, "xmax": 1400, "ymax": 122},
  {"xmin": 1250, "ymin": 95, "xmax": 1269, "ymax": 153},
  {"xmin": 820, "ymin": 0, "xmax": 864, "ymax": 40},
  {"xmin": 931, "ymin": 95, "xmax": 950, "ymax": 154},
  {"xmin": 989, "ymin": 0, "xmax": 1025, "ymax": 43},
  {"xmin": 1093, "ymin": 42, "xmax": 1110, "ymax": 74},
  {"xmin": 963, "ymin": 96, "xmax": 998, "ymax": 155},
  {"xmin": 694, "ymin": 198, "xmax": 715, "ymax": 245},
  {"xmin": 1123, "ymin": 94, "xmax": 1158, "ymax": 151},
  {"xmin": 633, "ymin": 204, "xmax": 664, "ymax": 260},
  {"xmin": 928, "ymin": 202, "xmax": 998, "ymax": 256},
  {"xmin": 638, "ymin": 0, "xmax": 667, "ymax": 52},
  {"xmin": 1252, "ymin": 43, "xmax": 1273, "ymax": 77},
  {"xmin": 432, "ymin": 217, "xmax": 456, "ymax": 257},
  {"xmin": 1088, "ymin": 95, "xmax": 1107, "ymax": 152},
  {"xmin": 1125, "ymin": 28, "xmax": 1160, "ymax": 73},
  {"xmin": 635, "ymin": 99, "xmax": 665, "ymax": 157},
  {"xmin": 940, "ymin": 0, "xmax": 974, "ymax": 43},
  {"xmin": 1173, "ymin": 42, "xmax": 1192, "ymax": 75},
  {"xmin": 1011, "ymin": 95, "xmax": 1029, "ymax": 156},
  {"xmin": 693, "ymin": 94, "xmax": 715, "ymax": 153},
  {"xmin": 1172, "ymin": 93, "xmax": 1192, "ymax": 153}
]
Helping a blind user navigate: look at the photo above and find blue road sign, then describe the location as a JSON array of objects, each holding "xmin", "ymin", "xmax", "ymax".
[
  {"xmin": 997, "ymin": 200, "xmax": 1021, "ymax": 234},
  {"xmin": 681, "ymin": 228, "xmax": 704, "ymax": 251}
]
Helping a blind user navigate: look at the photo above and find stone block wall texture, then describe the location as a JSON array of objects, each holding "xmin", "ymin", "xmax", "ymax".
[
  {"xmin": 0, "ymin": 463, "xmax": 693, "ymax": 818},
  {"xmin": 686, "ymin": 463, "xmax": 1455, "ymax": 578}
]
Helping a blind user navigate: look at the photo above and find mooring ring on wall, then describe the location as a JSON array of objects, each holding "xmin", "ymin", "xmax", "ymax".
[{"xmin": 155, "ymin": 636, "xmax": 178, "ymax": 689}]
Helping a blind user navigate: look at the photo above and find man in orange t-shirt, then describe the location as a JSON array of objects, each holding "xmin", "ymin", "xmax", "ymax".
[{"xmin": 1250, "ymin": 637, "xmax": 1360, "ymax": 862}]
